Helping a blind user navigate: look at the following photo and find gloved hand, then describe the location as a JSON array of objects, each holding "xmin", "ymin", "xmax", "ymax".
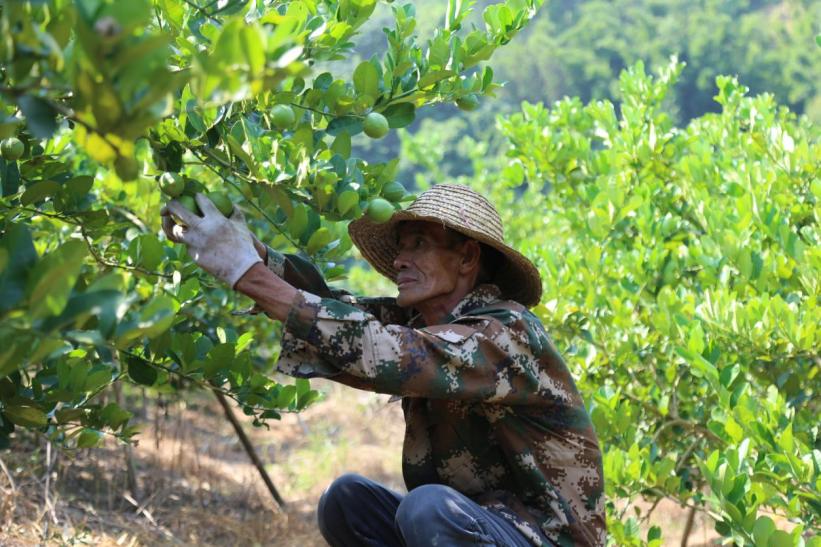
[{"xmin": 161, "ymin": 193, "xmax": 263, "ymax": 288}]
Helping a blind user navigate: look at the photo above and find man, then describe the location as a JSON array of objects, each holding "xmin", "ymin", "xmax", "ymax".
[{"xmin": 161, "ymin": 183, "xmax": 606, "ymax": 546}]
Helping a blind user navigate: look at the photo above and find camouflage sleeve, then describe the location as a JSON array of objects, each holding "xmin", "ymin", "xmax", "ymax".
[
  {"xmin": 283, "ymin": 289, "xmax": 552, "ymax": 403},
  {"xmin": 265, "ymin": 245, "xmax": 333, "ymax": 298},
  {"xmin": 265, "ymin": 245, "xmax": 411, "ymax": 324}
]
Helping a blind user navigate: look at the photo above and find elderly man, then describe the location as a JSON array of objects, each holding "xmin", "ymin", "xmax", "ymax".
[{"xmin": 162, "ymin": 184, "xmax": 605, "ymax": 546}]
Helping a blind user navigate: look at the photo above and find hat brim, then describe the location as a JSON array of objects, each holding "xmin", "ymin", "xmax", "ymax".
[{"xmin": 348, "ymin": 211, "xmax": 543, "ymax": 308}]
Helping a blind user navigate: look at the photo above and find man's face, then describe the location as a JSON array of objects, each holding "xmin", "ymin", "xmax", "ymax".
[{"xmin": 393, "ymin": 221, "xmax": 465, "ymax": 308}]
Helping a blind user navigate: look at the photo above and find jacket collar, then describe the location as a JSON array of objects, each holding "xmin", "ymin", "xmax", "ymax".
[{"xmin": 409, "ymin": 284, "xmax": 502, "ymax": 327}]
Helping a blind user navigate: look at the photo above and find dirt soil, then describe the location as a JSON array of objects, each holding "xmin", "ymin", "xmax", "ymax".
[{"xmin": 0, "ymin": 379, "xmax": 719, "ymax": 546}]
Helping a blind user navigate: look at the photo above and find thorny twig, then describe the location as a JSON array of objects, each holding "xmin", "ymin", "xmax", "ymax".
[
  {"xmin": 0, "ymin": 455, "xmax": 16, "ymax": 493},
  {"xmin": 80, "ymin": 226, "xmax": 174, "ymax": 279},
  {"xmin": 42, "ymin": 442, "xmax": 58, "ymax": 526}
]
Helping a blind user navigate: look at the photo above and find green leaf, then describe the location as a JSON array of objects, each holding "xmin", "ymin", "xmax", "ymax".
[
  {"xmin": 40, "ymin": 289, "xmax": 124, "ymax": 337},
  {"xmin": 203, "ymin": 343, "xmax": 235, "ymax": 378},
  {"xmin": 135, "ymin": 234, "xmax": 164, "ymax": 271},
  {"xmin": 277, "ymin": 384, "xmax": 297, "ymax": 408},
  {"xmin": 76, "ymin": 428, "xmax": 102, "ymax": 448},
  {"xmin": 286, "ymin": 204, "xmax": 309, "ymax": 239},
  {"xmin": 177, "ymin": 277, "xmax": 200, "ymax": 303},
  {"xmin": 55, "ymin": 408, "xmax": 85, "ymax": 424},
  {"xmin": 126, "ymin": 355, "xmax": 158, "ymax": 386},
  {"xmin": 116, "ymin": 294, "xmax": 179, "ymax": 344},
  {"xmin": 235, "ymin": 332, "xmax": 253, "ymax": 353},
  {"xmin": 240, "ymin": 23, "xmax": 266, "ymax": 77},
  {"xmin": 295, "ymin": 378, "xmax": 311, "ymax": 397},
  {"xmin": 768, "ymin": 530, "xmax": 793, "ymax": 547},
  {"xmin": 306, "ymin": 227, "xmax": 333, "ymax": 254},
  {"xmin": 383, "ymin": 103, "xmax": 415, "ymax": 128},
  {"xmin": 417, "ymin": 69, "xmax": 456, "ymax": 89},
  {"xmin": 3, "ymin": 405, "xmax": 48, "ymax": 428},
  {"xmin": 1, "ymin": 159, "xmax": 21, "ymax": 196},
  {"xmin": 64, "ymin": 175, "xmax": 94, "ymax": 198},
  {"xmin": 353, "ymin": 61, "xmax": 379, "ymax": 99},
  {"xmin": 753, "ymin": 516, "xmax": 775, "ymax": 547},
  {"xmin": 84, "ymin": 366, "xmax": 113, "ymax": 393},
  {"xmin": 0, "ymin": 223, "xmax": 38, "ymax": 314},
  {"xmin": 326, "ymin": 116, "xmax": 363, "ymax": 136},
  {"xmin": 100, "ymin": 403, "xmax": 132, "ymax": 429},
  {"xmin": 675, "ymin": 346, "xmax": 719, "ymax": 388},
  {"xmin": 296, "ymin": 390, "xmax": 320, "ymax": 410},
  {"xmin": 18, "ymin": 95, "xmax": 59, "ymax": 139},
  {"xmin": 336, "ymin": 189, "xmax": 359, "ymax": 215},
  {"xmin": 21, "ymin": 180, "xmax": 62, "ymax": 206},
  {"xmin": 26, "ymin": 239, "xmax": 87, "ymax": 319},
  {"xmin": 225, "ymin": 134, "xmax": 261, "ymax": 178},
  {"xmin": 331, "ymin": 132, "xmax": 352, "ymax": 158}
]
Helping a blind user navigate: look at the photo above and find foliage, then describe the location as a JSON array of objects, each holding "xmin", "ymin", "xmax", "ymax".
[
  {"xmin": 487, "ymin": 0, "xmax": 821, "ymax": 124},
  {"xmin": 0, "ymin": 0, "xmax": 544, "ymax": 448},
  {"xmin": 302, "ymin": 0, "xmax": 820, "ymax": 197},
  {"xmin": 412, "ymin": 58, "xmax": 819, "ymax": 545}
]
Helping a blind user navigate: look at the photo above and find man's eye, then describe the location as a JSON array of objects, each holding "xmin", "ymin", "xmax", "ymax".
[{"xmin": 398, "ymin": 235, "xmax": 425, "ymax": 251}]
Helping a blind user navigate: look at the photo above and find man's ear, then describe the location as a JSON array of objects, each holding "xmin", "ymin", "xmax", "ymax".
[{"xmin": 459, "ymin": 239, "xmax": 482, "ymax": 274}]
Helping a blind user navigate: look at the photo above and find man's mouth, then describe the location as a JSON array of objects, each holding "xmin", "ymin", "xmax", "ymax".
[{"xmin": 396, "ymin": 276, "xmax": 416, "ymax": 288}]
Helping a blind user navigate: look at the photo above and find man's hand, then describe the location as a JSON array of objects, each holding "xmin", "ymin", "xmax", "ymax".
[{"xmin": 161, "ymin": 193, "xmax": 263, "ymax": 288}]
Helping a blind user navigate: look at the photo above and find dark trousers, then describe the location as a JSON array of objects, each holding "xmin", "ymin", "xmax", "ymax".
[{"xmin": 317, "ymin": 473, "xmax": 540, "ymax": 546}]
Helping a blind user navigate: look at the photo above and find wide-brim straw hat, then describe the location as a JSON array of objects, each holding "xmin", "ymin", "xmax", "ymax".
[{"xmin": 348, "ymin": 183, "xmax": 542, "ymax": 308}]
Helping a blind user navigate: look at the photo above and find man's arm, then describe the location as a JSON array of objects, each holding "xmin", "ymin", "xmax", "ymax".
[
  {"xmin": 234, "ymin": 262, "xmax": 298, "ymax": 322},
  {"xmin": 259, "ymin": 243, "xmax": 412, "ymax": 325},
  {"xmin": 254, "ymin": 286, "xmax": 579, "ymax": 406},
  {"xmin": 259, "ymin": 244, "xmax": 335, "ymax": 298}
]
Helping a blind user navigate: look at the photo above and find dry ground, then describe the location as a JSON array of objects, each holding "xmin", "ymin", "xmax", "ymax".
[{"xmin": 0, "ymin": 380, "xmax": 719, "ymax": 546}]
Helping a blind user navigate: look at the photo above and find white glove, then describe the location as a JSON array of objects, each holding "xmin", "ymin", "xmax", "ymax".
[{"xmin": 161, "ymin": 193, "xmax": 263, "ymax": 288}]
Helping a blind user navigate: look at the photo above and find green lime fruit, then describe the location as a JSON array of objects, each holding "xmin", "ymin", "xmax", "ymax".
[
  {"xmin": 159, "ymin": 172, "xmax": 185, "ymax": 197},
  {"xmin": 178, "ymin": 195, "xmax": 201, "ymax": 216},
  {"xmin": 363, "ymin": 112, "xmax": 389, "ymax": 139},
  {"xmin": 206, "ymin": 191, "xmax": 234, "ymax": 216},
  {"xmin": 366, "ymin": 198, "xmax": 394, "ymax": 224},
  {"xmin": 381, "ymin": 181, "xmax": 406, "ymax": 202},
  {"xmin": 271, "ymin": 104, "xmax": 296, "ymax": 130},
  {"xmin": 456, "ymin": 94, "xmax": 480, "ymax": 112},
  {"xmin": 0, "ymin": 137, "xmax": 24, "ymax": 161},
  {"xmin": 114, "ymin": 154, "xmax": 139, "ymax": 181}
]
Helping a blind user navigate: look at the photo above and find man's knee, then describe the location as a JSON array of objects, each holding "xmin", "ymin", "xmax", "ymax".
[
  {"xmin": 320, "ymin": 473, "xmax": 372, "ymax": 507},
  {"xmin": 318, "ymin": 474, "xmax": 405, "ymax": 546},
  {"xmin": 318, "ymin": 473, "xmax": 370, "ymax": 533},
  {"xmin": 396, "ymin": 483, "xmax": 450, "ymax": 525},
  {"xmin": 396, "ymin": 484, "xmax": 482, "ymax": 543}
]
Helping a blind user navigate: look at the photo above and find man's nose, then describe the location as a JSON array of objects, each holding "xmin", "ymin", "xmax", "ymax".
[{"xmin": 393, "ymin": 251, "xmax": 410, "ymax": 270}]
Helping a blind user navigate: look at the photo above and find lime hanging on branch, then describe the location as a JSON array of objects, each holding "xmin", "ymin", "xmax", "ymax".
[
  {"xmin": 177, "ymin": 195, "xmax": 200, "ymax": 216},
  {"xmin": 159, "ymin": 172, "xmax": 185, "ymax": 197},
  {"xmin": 366, "ymin": 198, "xmax": 394, "ymax": 223},
  {"xmin": 114, "ymin": 154, "xmax": 139, "ymax": 181},
  {"xmin": 0, "ymin": 137, "xmax": 24, "ymax": 160},
  {"xmin": 363, "ymin": 112, "xmax": 389, "ymax": 139},
  {"xmin": 206, "ymin": 191, "xmax": 234, "ymax": 217},
  {"xmin": 456, "ymin": 94, "xmax": 480, "ymax": 112},
  {"xmin": 381, "ymin": 181, "xmax": 406, "ymax": 202},
  {"xmin": 271, "ymin": 104, "xmax": 296, "ymax": 130},
  {"xmin": 172, "ymin": 192, "xmax": 232, "ymax": 218}
]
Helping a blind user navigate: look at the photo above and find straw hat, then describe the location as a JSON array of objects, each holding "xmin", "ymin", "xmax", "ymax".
[{"xmin": 348, "ymin": 183, "xmax": 542, "ymax": 308}]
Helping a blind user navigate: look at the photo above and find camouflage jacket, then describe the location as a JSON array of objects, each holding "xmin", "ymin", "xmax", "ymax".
[{"xmin": 266, "ymin": 249, "xmax": 606, "ymax": 546}]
